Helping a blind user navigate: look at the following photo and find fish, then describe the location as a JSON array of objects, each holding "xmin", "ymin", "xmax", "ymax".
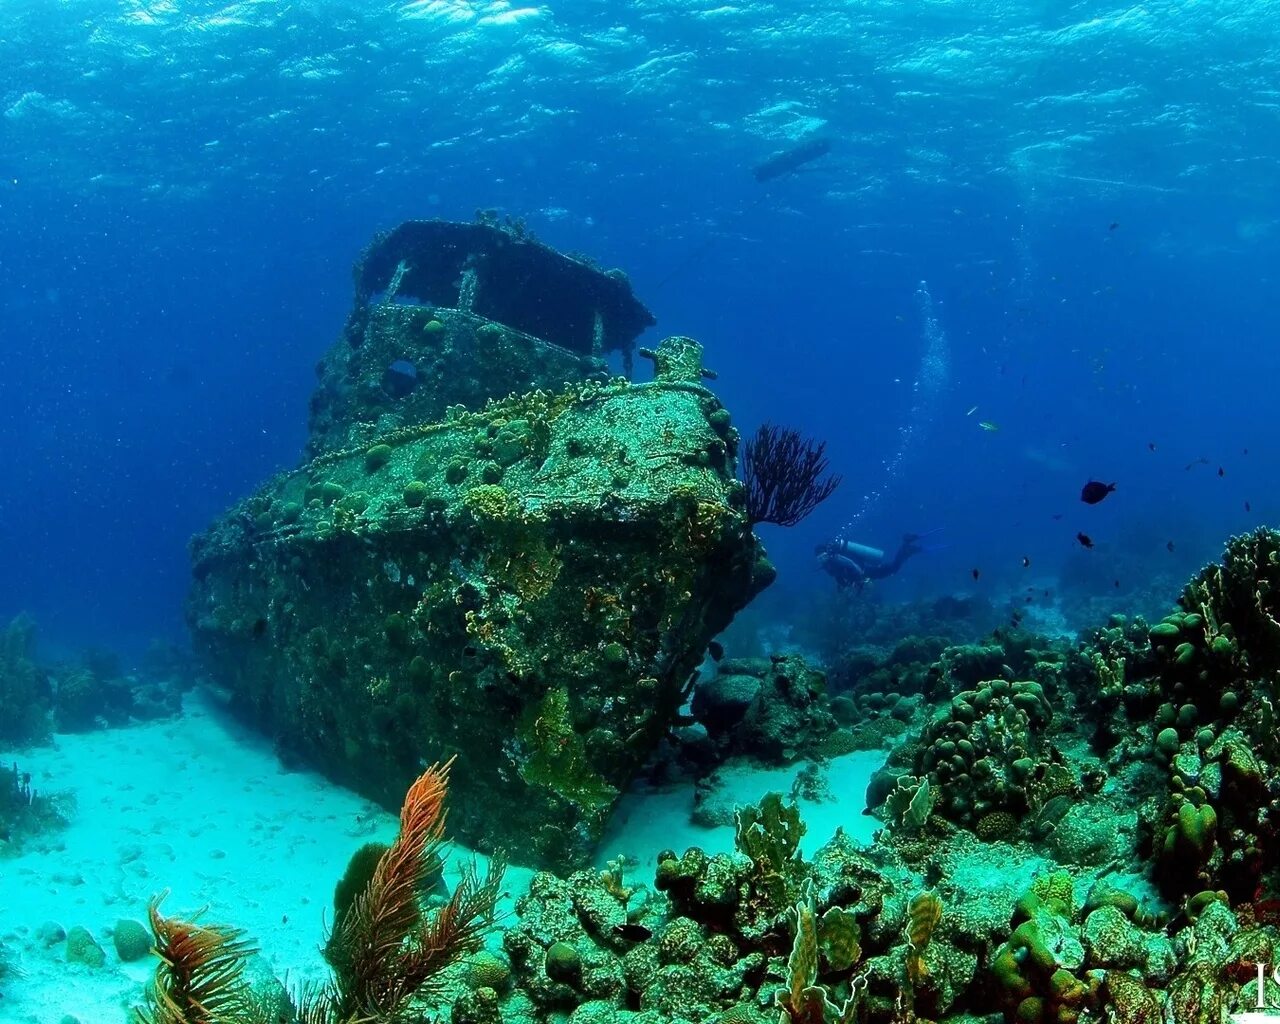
[
  {"xmin": 1114, "ymin": 579, "xmax": 1121, "ymax": 588},
  {"xmin": 1245, "ymin": 500, "xmax": 1252, "ymax": 512},
  {"xmin": 752, "ymin": 137, "xmax": 832, "ymax": 182},
  {"xmin": 1051, "ymin": 513, "xmax": 1064, "ymax": 520},
  {"xmin": 1166, "ymin": 540, "xmax": 1175, "ymax": 552},
  {"xmin": 1022, "ymin": 556, "xmax": 1031, "ymax": 568},
  {"xmin": 1218, "ymin": 466, "xmax": 1225, "ymax": 477},
  {"xmin": 966, "ymin": 405, "xmax": 978, "ymax": 416},
  {"xmin": 1080, "ymin": 481, "xmax": 1116, "ymax": 505},
  {"xmin": 971, "ymin": 568, "xmax": 981, "ymax": 580},
  {"xmin": 1148, "ymin": 442, "xmax": 1157, "ymax": 452},
  {"xmin": 707, "ymin": 640, "xmax": 724, "ymax": 661},
  {"xmin": 978, "ymin": 421, "xmax": 999, "ymax": 432},
  {"xmin": 1076, "ymin": 532, "xmax": 1094, "ymax": 548},
  {"xmin": 1185, "ymin": 457, "xmax": 1209, "ymax": 471},
  {"xmin": 1109, "ymin": 222, "xmax": 1120, "ymax": 231}
]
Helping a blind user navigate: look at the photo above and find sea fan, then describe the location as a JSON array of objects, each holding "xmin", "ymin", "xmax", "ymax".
[
  {"xmin": 136, "ymin": 893, "xmax": 262, "ymax": 1024},
  {"xmin": 325, "ymin": 757, "xmax": 506, "ymax": 1020},
  {"xmin": 906, "ymin": 890, "xmax": 943, "ymax": 989}
]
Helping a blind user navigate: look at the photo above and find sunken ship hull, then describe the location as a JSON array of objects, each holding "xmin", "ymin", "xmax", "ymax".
[{"xmin": 188, "ymin": 220, "xmax": 773, "ymax": 870}]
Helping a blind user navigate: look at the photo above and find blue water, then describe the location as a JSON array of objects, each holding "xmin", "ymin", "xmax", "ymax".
[{"xmin": 2, "ymin": 1, "xmax": 1277, "ymax": 655}]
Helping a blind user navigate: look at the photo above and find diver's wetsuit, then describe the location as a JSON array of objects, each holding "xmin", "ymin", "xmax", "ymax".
[{"xmin": 816, "ymin": 534, "xmax": 924, "ymax": 590}]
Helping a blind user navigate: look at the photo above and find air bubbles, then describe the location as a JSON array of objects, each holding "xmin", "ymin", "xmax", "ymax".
[{"xmin": 841, "ymin": 280, "xmax": 950, "ymax": 537}]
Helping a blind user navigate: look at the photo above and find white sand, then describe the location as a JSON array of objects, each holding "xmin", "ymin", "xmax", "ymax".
[
  {"xmin": 597, "ymin": 750, "xmax": 885, "ymax": 871},
  {"xmin": 0, "ymin": 695, "xmax": 882, "ymax": 1023}
]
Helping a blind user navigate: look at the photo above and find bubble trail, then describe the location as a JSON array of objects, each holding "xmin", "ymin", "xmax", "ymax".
[{"xmin": 840, "ymin": 280, "xmax": 950, "ymax": 537}]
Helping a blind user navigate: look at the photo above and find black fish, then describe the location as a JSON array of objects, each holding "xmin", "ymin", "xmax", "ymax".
[
  {"xmin": 971, "ymin": 568, "xmax": 980, "ymax": 580},
  {"xmin": 1218, "ymin": 466, "xmax": 1225, "ymax": 477},
  {"xmin": 1109, "ymin": 222, "xmax": 1120, "ymax": 231},
  {"xmin": 1080, "ymin": 481, "xmax": 1115, "ymax": 504},
  {"xmin": 1246, "ymin": 500, "xmax": 1252, "ymax": 512},
  {"xmin": 752, "ymin": 137, "xmax": 832, "ymax": 182},
  {"xmin": 1022, "ymin": 556, "xmax": 1031, "ymax": 568},
  {"xmin": 613, "ymin": 923, "xmax": 653, "ymax": 942},
  {"xmin": 1148, "ymin": 442, "xmax": 1157, "ymax": 452},
  {"xmin": 1167, "ymin": 540, "xmax": 1175, "ymax": 552},
  {"xmin": 1077, "ymin": 532, "xmax": 1094, "ymax": 548},
  {"xmin": 707, "ymin": 640, "xmax": 724, "ymax": 662}
]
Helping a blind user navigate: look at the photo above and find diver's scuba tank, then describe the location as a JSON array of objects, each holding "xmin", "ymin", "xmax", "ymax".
[{"xmin": 830, "ymin": 539, "xmax": 885, "ymax": 564}]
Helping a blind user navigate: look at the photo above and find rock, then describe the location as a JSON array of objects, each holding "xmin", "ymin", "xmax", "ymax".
[
  {"xmin": 64, "ymin": 926, "xmax": 105, "ymax": 968},
  {"xmin": 544, "ymin": 941, "xmax": 582, "ymax": 985},
  {"xmin": 691, "ymin": 673, "xmax": 760, "ymax": 735},
  {"xmin": 112, "ymin": 918, "xmax": 152, "ymax": 962}
]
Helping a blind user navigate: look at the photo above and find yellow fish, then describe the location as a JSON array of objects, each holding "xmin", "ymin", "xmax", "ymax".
[{"xmin": 978, "ymin": 421, "xmax": 1000, "ymax": 432}]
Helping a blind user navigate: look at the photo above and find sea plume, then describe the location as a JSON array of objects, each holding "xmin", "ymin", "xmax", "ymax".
[
  {"xmin": 742, "ymin": 423, "xmax": 841, "ymax": 528},
  {"xmin": 136, "ymin": 893, "xmax": 261, "ymax": 1024},
  {"xmin": 134, "ymin": 760, "xmax": 504, "ymax": 1024},
  {"xmin": 324, "ymin": 757, "xmax": 507, "ymax": 1019}
]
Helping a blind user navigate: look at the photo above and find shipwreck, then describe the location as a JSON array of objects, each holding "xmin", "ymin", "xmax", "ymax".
[{"xmin": 188, "ymin": 217, "xmax": 774, "ymax": 870}]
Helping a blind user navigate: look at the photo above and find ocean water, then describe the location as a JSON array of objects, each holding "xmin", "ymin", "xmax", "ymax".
[{"xmin": 2, "ymin": 3, "xmax": 1279, "ymax": 1023}]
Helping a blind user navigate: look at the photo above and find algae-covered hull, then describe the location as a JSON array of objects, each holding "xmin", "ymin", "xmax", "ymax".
[{"xmin": 189, "ymin": 338, "xmax": 772, "ymax": 871}]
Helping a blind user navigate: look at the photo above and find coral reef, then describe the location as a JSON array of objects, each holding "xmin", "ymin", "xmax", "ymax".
[
  {"xmin": 0, "ymin": 613, "xmax": 52, "ymax": 746},
  {"xmin": 49, "ymin": 647, "xmax": 183, "ymax": 731},
  {"xmin": 0, "ymin": 760, "xmax": 67, "ymax": 854}
]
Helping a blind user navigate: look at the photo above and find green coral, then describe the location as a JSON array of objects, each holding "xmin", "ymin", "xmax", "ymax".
[
  {"xmin": 461, "ymin": 483, "xmax": 518, "ymax": 521},
  {"xmin": 734, "ymin": 792, "xmax": 804, "ymax": 872},
  {"xmin": 518, "ymin": 687, "xmax": 617, "ymax": 807},
  {"xmin": 775, "ymin": 886, "xmax": 862, "ymax": 1024},
  {"xmin": 818, "ymin": 906, "xmax": 862, "ymax": 972},
  {"xmin": 493, "ymin": 419, "xmax": 534, "ymax": 466},
  {"xmin": 364, "ymin": 443, "xmax": 394, "ymax": 472},
  {"xmin": 543, "ymin": 941, "xmax": 582, "ymax": 986},
  {"xmin": 403, "ymin": 480, "xmax": 429, "ymax": 507},
  {"xmin": 912, "ymin": 678, "xmax": 1069, "ymax": 831}
]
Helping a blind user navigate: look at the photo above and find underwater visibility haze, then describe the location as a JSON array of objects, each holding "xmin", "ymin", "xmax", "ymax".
[{"xmin": 2, "ymin": 2, "xmax": 1280, "ymax": 1022}]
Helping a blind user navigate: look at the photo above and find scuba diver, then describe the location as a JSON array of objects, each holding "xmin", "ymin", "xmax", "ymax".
[{"xmin": 815, "ymin": 533, "xmax": 930, "ymax": 590}]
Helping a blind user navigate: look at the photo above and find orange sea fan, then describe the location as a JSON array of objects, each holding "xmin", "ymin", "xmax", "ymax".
[
  {"xmin": 327, "ymin": 757, "xmax": 505, "ymax": 1020},
  {"xmin": 136, "ymin": 892, "xmax": 260, "ymax": 1024}
]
